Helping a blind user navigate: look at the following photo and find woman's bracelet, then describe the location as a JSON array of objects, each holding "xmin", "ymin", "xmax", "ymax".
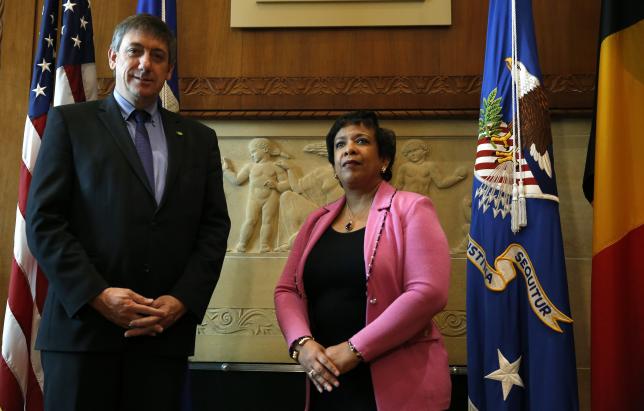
[
  {"xmin": 290, "ymin": 335, "xmax": 314, "ymax": 362},
  {"xmin": 347, "ymin": 339, "xmax": 364, "ymax": 361}
]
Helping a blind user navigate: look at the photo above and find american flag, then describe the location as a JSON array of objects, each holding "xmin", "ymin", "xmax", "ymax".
[{"xmin": 0, "ymin": 1, "xmax": 96, "ymax": 410}]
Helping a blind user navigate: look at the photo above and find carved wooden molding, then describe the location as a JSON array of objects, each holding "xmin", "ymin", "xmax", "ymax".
[
  {"xmin": 97, "ymin": 74, "xmax": 594, "ymax": 119},
  {"xmin": 198, "ymin": 308, "xmax": 280, "ymax": 336},
  {"xmin": 98, "ymin": 74, "xmax": 594, "ymax": 97},
  {"xmin": 434, "ymin": 310, "xmax": 467, "ymax": 337},
  {"xmin": 545, "ymin": 74, "xmax": 595, "ymax": 93},
  {"xmin": 98, "ymin": 75, "xmax": 482, "ymax": 98},
  {"xmin": 181, "ymin": 75, "xmax": 483, "ymax": 96},
  {"xmin": 0, "ymin": 0, "xmax": 4, "ymax": 68},
  {"xmin": 178, "ymin": 74, "xmax": 593, "ymax": 97},
  {"xmin": 185, "ymin": 110, "xmax": 481, "ymax": 119}
]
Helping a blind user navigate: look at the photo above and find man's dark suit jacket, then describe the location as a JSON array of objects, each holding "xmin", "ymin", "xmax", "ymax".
[{"xmin": 26, "ymin": 95, "xmax": 230, "ymax": 357}]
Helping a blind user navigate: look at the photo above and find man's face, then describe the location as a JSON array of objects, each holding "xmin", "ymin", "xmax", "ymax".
[{"xmin": 108, "ymin": 29, "xmax": 173, "ymax": 108}]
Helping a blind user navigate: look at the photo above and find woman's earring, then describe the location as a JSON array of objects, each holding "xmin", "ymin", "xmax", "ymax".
[{"xmin": 380, "ymin": 166, "xmax": 387, "ymax": 175}]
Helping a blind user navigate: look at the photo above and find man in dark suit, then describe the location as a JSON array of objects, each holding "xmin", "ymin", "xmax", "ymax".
[{"xmin": 26, "ymin": 14, "xmax": 230, "ymax": 411}]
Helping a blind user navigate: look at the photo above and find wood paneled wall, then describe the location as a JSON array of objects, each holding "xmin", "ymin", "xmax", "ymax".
[
  {"xmin": 0, "ymin": 0, "xmax": 599, "ymax": 338},
  {"xmin": 95, "ymin": 1, "xmax": 599, "ymax": 117}
]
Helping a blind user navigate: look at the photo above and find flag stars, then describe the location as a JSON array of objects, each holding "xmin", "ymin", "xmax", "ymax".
[
  {"xmin": 80, "ymin": 16, "xmax": 89, "ymax": 29},
  {"xmin": 49, "ymin": 13, "xmax": 55, "ymax": 24},
  {"xmin": 485, "ymin": 349, "xmax": 524, "ymax": 400},
  {"xmin": 37, "ymin": 58, "xmax": 52, "ymax": 73},
  {"xmin": 44, "ymin": 34, "xmax": 54, "ymax": 48},
  {"xmin": 32, "ymin": 83, "xmax": 47, "ymax": 98},
  {"xmin": 72, "ymin": 35, "xmax": 82, "ymax": 48},
  {"xmin": 61, "ymin": 25, "xmax": 65, "ymax": 35},
  {"xmin": 63, "ymin": 0, "xmax": 77, "ymax": 12}
]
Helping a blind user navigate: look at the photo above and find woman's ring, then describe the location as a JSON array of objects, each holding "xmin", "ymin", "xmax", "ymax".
[{"xmin": 308, "ymin": 369, "xmax": 317, "ymax": 378}]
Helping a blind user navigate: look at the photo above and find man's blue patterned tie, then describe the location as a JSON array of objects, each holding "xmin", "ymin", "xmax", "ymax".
[{"xmin": 132, "ymin": 110, "xmax": 155, "ymax": 188}]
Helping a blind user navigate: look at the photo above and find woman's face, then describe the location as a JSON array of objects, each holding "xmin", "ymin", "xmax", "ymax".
[{"xmin": 333, "ymin": 124, "xmax": 388, "ymax": 190}]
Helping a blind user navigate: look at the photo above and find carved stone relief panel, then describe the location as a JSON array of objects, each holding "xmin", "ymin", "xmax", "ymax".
[
  {"xmin": 221, "ymin": 137, "xmax": 344, "ymax": 254},
  {"xmin": 391, "ymin": 136, "xmax": 475, "ymax": 254},
  {"xmin": 220, "ymin": 135, "xmax": 475, "ymax": 254}
]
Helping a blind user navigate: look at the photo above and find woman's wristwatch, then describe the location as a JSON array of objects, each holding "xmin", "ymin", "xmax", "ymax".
[{"xmin": 290, "ymin": 336, "xmax": 314, "ymax": 362}]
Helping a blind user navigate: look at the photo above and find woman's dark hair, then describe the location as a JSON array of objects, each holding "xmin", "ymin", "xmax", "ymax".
[
  {"xmin": 325, "ymin": 110, "xmax": 396, "ymax": 181},
  {"xmin": 377, "ymin": 127, "xmax": 396, "ymax": 181}
]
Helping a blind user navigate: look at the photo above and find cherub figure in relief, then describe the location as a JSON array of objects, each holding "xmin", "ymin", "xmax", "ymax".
[
  {"xmin": 222, "ymin": 138, "xmax": 290, "ymax": 253},
  {"xmin": 274, "ymin": 142, "xmax": 344, "ymax": 251},
  {"xmin": 395, "ymin": 139, "xmax": 467, "ymax": 196}
]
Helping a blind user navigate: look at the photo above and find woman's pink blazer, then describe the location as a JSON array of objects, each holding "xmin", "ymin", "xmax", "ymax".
[{"xmin": 275, "ymin": 182, "xmax": 451, "ymax": 410}]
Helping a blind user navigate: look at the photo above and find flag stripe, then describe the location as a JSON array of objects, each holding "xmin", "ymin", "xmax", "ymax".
[
  {"xmin": 599, "ymin": 1, "xmax": 644, "ymax": 41},
  {"xmin": 8, "ymin": 261, "xmax": 35, "ymax": 345},
  {"xmin": 0, "ymin": 355, "xmax": 24, "ymax": 411},
  {"xmin": 592, "ymin": 19, "xmax": 644, "ymax": 253},
  {"xmin": 81, "ymin": 63, "xmax": 98, "ymax": 101},
  {"xmin": 18, "ymin": 162, "xmax": 32, "ymax": 217},
  {"xmin": 29, "ymin": 115, "xmax": 47, "ymax": 146},
  {"xmin": 1, "ymin": 304, "xmax": 30, "ymax": 403},
  {"xmin": 14, "ymin": 211, "xmax": 38, "ymax": 301},
  {"xmin": 62, "ymin": 65, "xmax": 87, "ymax": 102},
  {"xmin": 53, "ymin": 67, "xmax": 75, "ymax": 107},
  {"xmin": 591, "ymin": 224, "xmax": 644, "ymax": 410},
  {"xmin": 21, "ymin": 116, "xmax": 43, "ymax": 172}
]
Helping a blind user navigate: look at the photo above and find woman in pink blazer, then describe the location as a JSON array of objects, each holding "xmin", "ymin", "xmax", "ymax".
[{"xmin": 275, "ymin": 111, "xmax": 451, "ymax": 410}]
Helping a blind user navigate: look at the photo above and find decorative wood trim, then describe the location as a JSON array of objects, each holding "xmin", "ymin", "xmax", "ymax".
[
  {"xmin": 181, "ymin": 75, "xmax": 483, "ymax": 97},
  {"xmin": 185, "ymin": 110, "xmax": 483, "ymax": 120},
  {"xmin": 98, "ymin": 75, "xmax": 483, "ymax": 98},
  {"xmin": 180, "ymin": 108, "xmax": 590, "ymax": 120},
  {"xmin": 178, "ymin": 75, "xmax": 594, "ymax": 98},
  {"xmin": 545, "ymin": 74, "xmax": 596, "ymax": 94},
  {"xmin": 97, "ymin": 74, "xmax": 594, "ymax": 120}
]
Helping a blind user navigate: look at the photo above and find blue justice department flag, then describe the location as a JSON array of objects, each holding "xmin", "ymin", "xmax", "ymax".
[{"xmin": 466, "ymin": 0, "xmax": 579, "ymax": 410}]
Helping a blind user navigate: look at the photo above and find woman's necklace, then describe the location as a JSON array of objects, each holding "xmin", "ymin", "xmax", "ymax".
[
  {"xmin": 344, "ymin": 202, "xmax": 367, "ymax": 232},
  {"xmin": 343, "ymin": 183, "xmax": 382, "ymax": 232}
]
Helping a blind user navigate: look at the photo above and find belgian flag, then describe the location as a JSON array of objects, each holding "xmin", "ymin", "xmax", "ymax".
[{"xmin": 582, "ymin": 1, "xmax": 644, "ymax": 410}]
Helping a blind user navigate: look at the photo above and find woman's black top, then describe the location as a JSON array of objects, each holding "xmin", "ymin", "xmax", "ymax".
[{"xmin": 303, "ymin": 226, "xmax": 377, "ymax": 411}]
